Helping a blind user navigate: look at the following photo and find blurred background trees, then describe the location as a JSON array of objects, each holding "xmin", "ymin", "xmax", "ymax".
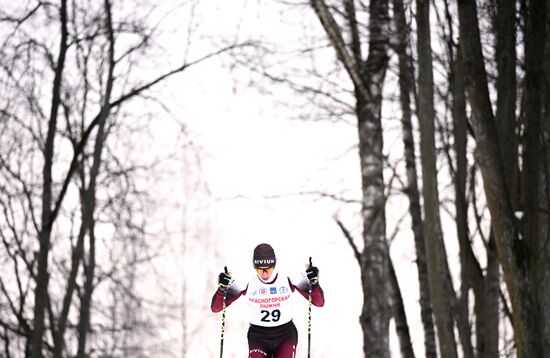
[{"xmin": 0, "ymin": 0, "xmax": 235, "ymax": 356}]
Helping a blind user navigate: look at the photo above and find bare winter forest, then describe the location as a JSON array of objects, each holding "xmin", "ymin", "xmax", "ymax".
[{"xmin": 0, "ymin": 0, "xmax": 549, "ymax": 357}]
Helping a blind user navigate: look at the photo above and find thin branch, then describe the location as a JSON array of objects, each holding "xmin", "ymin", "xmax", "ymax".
[
  {"xmin": 46, "ymin": 43, "xmax": 249, "ymax": 233},
  {"xmin": 310, "ymin": 0, "xmax": 371, "ymax": 101},
  {"xmin": 333, "ymin": 216, "xmax": 361, "ymax": 263}
]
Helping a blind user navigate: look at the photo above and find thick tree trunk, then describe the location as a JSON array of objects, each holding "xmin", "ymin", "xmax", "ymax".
[
  {"xmin": 522, "ymin": 0, "xmax": 547, "ymax": 357},
  {"xmin": 495, "ymin": 0, "xmax": 519, "ymax": 204},
  {"xmin": 416, "ymin": 1, "xmax": 458, "ymax": 357},
  {"xmin": 310, "ymin": 1, "xmax": 391, "ymax": 356},
  {"xmin": 392, "ymin": 0, "xmax": 436, "ymax": 356},
  {"xmin": 357, "ymin": 1, "xmax": 390, "ymax": 356},
  {"xmin": 490, "ymin": 5, "xmax": 517, "ymax": 352},
  {"xmin": 451, "ymin": 41, "xmax": 499, "ymax": 358},
  {"xmin": 457, "ymin": 0, "xmax": 544, "ymax": 356},
  {"xmin": 30, "ymin": 1, "xmax": 68, "ymax": 357},
  {"xmin": 447, "ymin": 6, "xmax": 498, "ymax": 358},
  {"xmin": 486, "ymin": 4, "xmax": 517, "ymax": 355}
]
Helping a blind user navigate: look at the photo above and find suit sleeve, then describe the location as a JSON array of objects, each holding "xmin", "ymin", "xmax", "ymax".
[
  {"xmin": 288, "ymin": 277, "xmax": 325, "ymax": 307},
  {"xmin": 210, "ymin": 284, "xmax": 248, "ymax": 312}
]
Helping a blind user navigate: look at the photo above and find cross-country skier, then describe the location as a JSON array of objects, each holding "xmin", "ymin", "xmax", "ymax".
[{"xmin": 211, "ymin": 243, "xmax": 325, "ymax": 358}]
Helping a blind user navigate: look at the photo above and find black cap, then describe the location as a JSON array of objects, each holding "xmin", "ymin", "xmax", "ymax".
[{"xmin": 253, "ymin": 243, "xmax": 276, "ymax": 268}]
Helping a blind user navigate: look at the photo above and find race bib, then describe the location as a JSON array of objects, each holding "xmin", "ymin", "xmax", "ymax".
[{"xmin": 246, "ymin": 274, "xmax": 294, "ymax": 327}]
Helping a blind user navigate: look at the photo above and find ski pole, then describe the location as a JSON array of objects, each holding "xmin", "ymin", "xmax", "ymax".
[
  {"xmin": 307, "ymin": 257, "xmax": 313, "ymax": 358},
  {"xmin": 220, "ymin": 266, "xmax": 229, "ymax": 358}
]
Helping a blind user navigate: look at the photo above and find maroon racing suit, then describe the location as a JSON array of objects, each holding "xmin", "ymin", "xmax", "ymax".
[{"xmin": 211, "ymin": 273, "xmax": 324, "ymax": 358}]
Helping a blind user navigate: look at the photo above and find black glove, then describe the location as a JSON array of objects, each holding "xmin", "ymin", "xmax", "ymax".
[
  {"xmin": 306, "ymin": 257, "xmax": 319, "ymax": 286},
  {"xmin": 218, "ymin": 266, "xmax": 232, "ymax": 291}
]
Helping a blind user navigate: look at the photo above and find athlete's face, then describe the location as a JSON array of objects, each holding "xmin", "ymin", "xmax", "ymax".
[{"xmin": 256, "ymin": 266, "xmax": 274, "ymax": 281}]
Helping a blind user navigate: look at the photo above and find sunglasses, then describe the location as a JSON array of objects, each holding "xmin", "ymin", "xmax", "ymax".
[{"xmin": 255, "ymin": 267, "xmax": 274, "ymax": 274}]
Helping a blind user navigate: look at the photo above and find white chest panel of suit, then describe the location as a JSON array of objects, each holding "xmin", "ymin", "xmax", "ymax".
[{"xmin": 245, "ymin": 273, "xmax": 294, "ymax": 327}]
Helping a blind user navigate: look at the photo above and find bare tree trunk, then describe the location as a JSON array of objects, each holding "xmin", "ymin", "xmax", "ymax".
[
  {"xmin": 457, "ymin": 0, "xmax": 544, "ymax": 356},
  {"xmin": 495, "ymin": 0, "xmax": 519, "ymax": 204},
  {"xmin": 484, "ymin": 4, "xmax": 520, "ymax": 358},
  {"xmin": 450, "ymin": 44, "xmax": 475, "ymax": 358},
  {"xmin": 354, "ymin": 1, "xmax": 391, "ymax": 355},
  {"xmin": 445, "ymin": 7, "xmax": 499, "ymax": 354},
  {"xmin": 76, "ymin": 1, "xmax": 115, "ymax": 355},
  {"xmin": 392, "ymin": 0, "xmax": 436, "ymax": 356},
  {"xmin": 310, "ymin": 1, "xmax": 391, "ymax": 356},
  {"xmin": 388, "ymin": 255, "xmax": 416, "ymax": 358},
  {"xmin": 336, "ymin": 218, "xmax": 414, "ymax": 358},
  {"xmin": 76, "ymin": 221, "xmax": 97, "ymax": 358},
  {"xmin": 416, "ymin": 0, "xmax": 458, "ymax": 357},
  {"xmin": 49, "ymin": 2, "xmax": 115, "ymax": 355},
  {"xmin": 491, "ymin": 3, "xmax": 518, "ymax": 353},
  {"xmin": 30, "ymin": 1, "xmax": 68, "ymax": 357},
  {"xmin": 522, "ymin": 0, "xmax": 547, "ymax": 357},
  {"xmin": 52, "ymin": 213, "xmax": 88, "ymax": 358},
  {"xmin": 76, "ymin": 108, "xmax": 109, "ymax": 358},
  {"xmin": 483, "ymin": 232, "xmax": 500, "ymax": 358},
  {"xmin": 435, "ymin": 6, "xmax": 475, "ymax": 356}
]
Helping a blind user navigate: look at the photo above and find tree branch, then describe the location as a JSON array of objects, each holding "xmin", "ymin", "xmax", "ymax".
[
  {"xmin": 333, "ymin": 216, "xmax": 361, "ymax": 263},
  {"xmin": 310, "ymin": 0, "xmax": 370, "ymax": 101},
  {"xmin": 46, "ymin": 43, "xmax": 247, "ymax": 233}
]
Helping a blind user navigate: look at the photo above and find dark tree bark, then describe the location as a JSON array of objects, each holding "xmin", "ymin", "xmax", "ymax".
[
  {"xmin": 457, "ymin": 0, "xmax": 546, "ymax": 356},
  {"xmin": 52, "ymin": 4, "xmax": 115, "ymax": 355},
  {"xmin": 491, "ymin": 5, "xmax": 518, "ymax": 351},
  {"xmin": 482, "ymin": 232, "xmax": 500, "ymax": 358},
  {"xmin": 75, "ymin": 2, "xmax": 115, "ymax": 355},
  {"xmin": 388, "ymin": 255, "xmax": 416, "ymax": 358},
  {"xmin": 522, "ymin": 0, "xmax": 548, "ymax": 356},
  {"xmin": 450, "ymin": 44, "xmax": 474, "ymax": 358},
  {"xmin": 310, "ymin": 0, "xmax": 391, "ymax": 355},
  {"xmin": 30, "ymin": 1, "xmax": 69, "ymax": 357},
  {"xmin": 443, "ymin": 2, "xmax": 499, "ymax": 356},
  {"xmin": 392, "ymin": 0, "xmax": 436, "ymax": 356},
  {"xmin": 495, "ymin": 0, "xmax": 519, "ymax": 204},
  {"xmin": 416, "ymin": 0, "xmax": 458, "ymax": 356}
]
